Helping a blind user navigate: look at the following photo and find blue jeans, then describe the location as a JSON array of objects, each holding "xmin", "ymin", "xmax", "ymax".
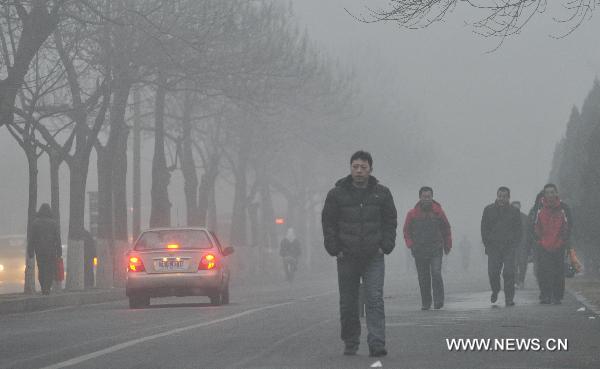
[
  {"xmin": 414, "ymin": 253, "xmax": 444, "ymax": 308},
  {"xmin": 337, "ymin": 253, "xmax": 385, "ymax": 349}
]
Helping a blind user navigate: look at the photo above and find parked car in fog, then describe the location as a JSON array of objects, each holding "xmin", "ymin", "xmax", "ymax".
[{"xmin": 125, "ymin": 227, "xmax": 234, "ymax": 309}]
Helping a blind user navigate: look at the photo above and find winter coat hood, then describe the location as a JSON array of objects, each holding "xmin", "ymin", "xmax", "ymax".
[{"xmin": 37, "ymin": 203, "xmax": 53, "ymax": 218}]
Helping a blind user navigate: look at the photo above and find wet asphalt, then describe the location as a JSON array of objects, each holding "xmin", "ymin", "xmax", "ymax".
[{"xmin": 1, "ymin": 252, "xmax": 598, "ymax": 369}]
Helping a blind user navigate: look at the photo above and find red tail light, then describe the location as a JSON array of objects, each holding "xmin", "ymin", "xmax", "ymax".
[
  {"xmin": 199, "ymin": 254, "xmax": 217, "ymax": 270},
  {"xmin": 128, "ymin": 256, "xmax": 145, "ymax": 272}
]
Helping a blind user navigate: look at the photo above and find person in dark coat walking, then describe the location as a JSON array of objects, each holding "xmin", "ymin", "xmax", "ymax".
[
  {"xmin": 481, "ymin": 187, "xmax": 522, "ymax": 306},
  {"xmin": 27, "ymin": 203, "xmax": 62, "ymax": 295},
  {"xmin": 533, "ymin": 183, "xmax": 573, "ymax": 305},
  {"xmin": 403, "ymin": 187, "xmax": 452, "ymax": 310},
  {"xmin": 322, "ymin": 150, "xmax": 397, "ymax": 357},
  {"xmin": 511, "ymin": 201, "xmax": 531, "ymax": 289},
  {"xmin": 280, "ymin": 227, "xmax": 301, "ymax": 282}
]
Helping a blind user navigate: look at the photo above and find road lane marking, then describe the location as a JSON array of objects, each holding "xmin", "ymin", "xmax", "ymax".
[
  {"xmin": 40, "ymin": 290, "xmax": 336, "ymax": 369},
  {"xmin": 231, "ymin": 318, "xmax": 335, "ymax": 368}
]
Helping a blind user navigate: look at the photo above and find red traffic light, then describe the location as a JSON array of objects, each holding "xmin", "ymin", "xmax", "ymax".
[{"xmin": 275, "ymin": 218, "xmax": 285, "ymax": 225}]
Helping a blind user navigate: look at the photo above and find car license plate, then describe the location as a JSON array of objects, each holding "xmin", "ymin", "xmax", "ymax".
[{"xmin": 156, "ymin": 259, "xmax": 185, "ymax": 270}]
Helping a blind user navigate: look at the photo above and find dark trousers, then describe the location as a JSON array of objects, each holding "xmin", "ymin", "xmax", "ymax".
[
  {"xmin": 487, "ymin": 246, "xmax": 516, "ymax": 302},
  {"xmin": 515, "ymin": 246, "xmax": 529, "ymax": 284},
  {"xmin": 36, "ymin": 254, "xmax": 56, "ymax": 294},
  {"xmin": 414, "ymin": 254, "xmax": 444, "ymax": 308},
  {"xmin": 337, "ymin": 253, "xmax": 385, "ymax": 349},
  {"xmin": 537, "ymin": 248, "xmax": 565, "ymax": 301}
]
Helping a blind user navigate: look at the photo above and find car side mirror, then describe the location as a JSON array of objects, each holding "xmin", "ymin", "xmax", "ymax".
[{"xmin": 222, "ymin": 247, "xmax": 234, "ymax": 256}]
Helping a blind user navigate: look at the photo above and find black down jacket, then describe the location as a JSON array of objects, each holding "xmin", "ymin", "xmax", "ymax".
[{"xmin": 322, "ymin": 175, "xmax": 397, "ymax": 258}]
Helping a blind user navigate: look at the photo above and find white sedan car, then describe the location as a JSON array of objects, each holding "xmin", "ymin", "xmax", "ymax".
[{"xmin": 126, "ymin": 227, "xmax": 234, "ymax": 309}]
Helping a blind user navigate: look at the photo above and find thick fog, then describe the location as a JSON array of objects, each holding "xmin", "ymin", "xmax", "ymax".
[
  {"xmin": 0, "ymin": 0, "xmax": 599, "ymax": 293},
  {"xmin": 292, "ymin": 0, "xmax": 600, "ymax": 241}
]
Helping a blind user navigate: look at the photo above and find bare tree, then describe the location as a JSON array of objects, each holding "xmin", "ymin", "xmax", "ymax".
[{"xmin": 357, "ymin": 1, "xmax": 598, "ymax": 43}]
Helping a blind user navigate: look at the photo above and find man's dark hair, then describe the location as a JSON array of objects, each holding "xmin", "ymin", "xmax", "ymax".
[
  {"xmin": 419, "ymin": 186, "xmax": 433, "ymax": 197},
  {"xmin": 497, "ymin": 186, "xmax": 510, "ymax": 196},
  {"xmin": 544, "ymin": 183, "xmax": 558, "ymax": 192},
  {"xmin": 350, "ymin": 150, "xmax": 373, "ymax": 168}
]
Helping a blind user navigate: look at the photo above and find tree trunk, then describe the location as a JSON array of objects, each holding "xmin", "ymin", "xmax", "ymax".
[
  {"xmin": 230, "ymin": 148, "xmax": 249, "ymax": 248},
  {"xmin": 149, "ymin": 80, "xmax": 171, "ymax": 228},
  {"xmin": 207, "ymin": 184, "xmax": 217, "ymax": 232},
  {"xmin": 132, "ymin": 88, "xmax": 142, "ymax": 239},
  {"xmin": 198, "ymin": 160, "xmax": 218, "ymax": 227},
  {"xmin": 49, "ymin": 153, "xmax": 62, "ymax": 226},
  {"xmin": 180, "ymin": 90, "xmax": 199, "ymax": 226},
  {"xmin": 49, "ymin": 152, "xmax": 62, "ymax": 291},
  {"xmin": 96, "ymin": 147, "xmax": 114, "ymax": 288},
  {"xmin": 65, "ymin": 160, "xmax": 88, "ymax": 291},
  {"xmin": 259, "ymin": 178, "xmax": 277, "ymax": 251},
  {"xmin": 24, "ymin": 151, "xmax": 38, "ymax": 294},
  {"xmin": 111, "ymin": 81, "xmax": 132, "ymax": 287}
]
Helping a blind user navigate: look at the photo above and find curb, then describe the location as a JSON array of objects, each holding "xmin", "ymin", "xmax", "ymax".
[
  {"xmin": 0, "ymin": 289, "xmax": 126, "ymax": 315},
  {"xmin": 568, "ymin": 289, "xmax": 600, "ymax": 316}
]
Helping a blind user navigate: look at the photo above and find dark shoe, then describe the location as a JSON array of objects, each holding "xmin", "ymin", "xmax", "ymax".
[
  {"xmin": 434, "ymin": 302, "xmax": 444, "ymax": 309},
  {"xmin": 491, "ymin": 291, "xmax": 498, "ymax": 303},
  {"xmin": 369, "ymin": 347, "xmax": 387, "ymax": 357},
  {"xmin": 540, "ymin": 298, "xmax": 551, "ymax": 304},
  {"xmin": 505, "ymin": 300, "xmax": 515, "ymax": 307},
  {"xmin": 343, "ymin": 344, "xmax": 358, "ymax": 356},
  {"xmin": 421, "ymin": 305, "xmax": 431, "ymax": 311}
]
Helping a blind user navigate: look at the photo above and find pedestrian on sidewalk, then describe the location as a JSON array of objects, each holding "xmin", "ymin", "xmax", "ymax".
[
  {"xmin": 27, "ymin": 203, "xmax": 62, "ymax": 295},
  {"xmin": 481, "ymin": 187, "xmax": 522, "ymax": 306},
  {"xmin": 533, "ymin": 183, "xmax": 573, "ymax": 305},
  {"xmin": 403, "ymin": 186, "xmax": 452, "ymax": 310},
  {"xmin": 511, "ymin": 201, "xmax": 531, "ymax": 289},
  {"xmin": 322, "ymin": 150, "xmax": 397, "ymax": 357}
]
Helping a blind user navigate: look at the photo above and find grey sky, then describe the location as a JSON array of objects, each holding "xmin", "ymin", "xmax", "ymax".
[
  {"xmin": 1, "ymin": 1, "xmax": 598, "ymax": 242},
  {"xmin": 291, "ymin": 0, "xmax": 600, "ymax": 239}
]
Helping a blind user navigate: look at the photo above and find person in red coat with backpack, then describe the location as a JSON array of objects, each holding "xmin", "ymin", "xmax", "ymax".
[
  {"xmin": 534, "ymin": 183, "xmax": 573, "ymax": 305},
  {"xmin": 403, "ymin": 186, "xmax": 452, "ymax": 310}
]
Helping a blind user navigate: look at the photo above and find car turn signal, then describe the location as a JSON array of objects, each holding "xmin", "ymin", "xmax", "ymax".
[
  {"xmin": 128, "ymin": 256, "xmax": 145, "ymax": 272},
  {"xmin": 199, "ymin": 254, "xmax": 217, "ymax": 270}
]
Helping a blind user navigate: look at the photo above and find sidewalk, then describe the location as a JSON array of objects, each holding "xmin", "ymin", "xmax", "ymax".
[
  {"xmin": 566, "ymin": 275, "xmax": 600, "ymax": 314},
  {"xmin": 0, "ymin": 288, "xmax": 125, "ymax": 315}
]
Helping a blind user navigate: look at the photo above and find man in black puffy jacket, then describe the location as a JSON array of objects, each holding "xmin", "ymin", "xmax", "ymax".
[
  {"xmin": 481, "ymin": 187, "xmax": 522, "ymax": 306},
  {"xmin": 322, "ymin": 151, "xmax": 397, "ymax": 357}
]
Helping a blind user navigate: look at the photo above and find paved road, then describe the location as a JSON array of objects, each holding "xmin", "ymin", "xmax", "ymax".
[{"xmin": 1, "ymin": 258, "xmax": 599, "ymax": 369}]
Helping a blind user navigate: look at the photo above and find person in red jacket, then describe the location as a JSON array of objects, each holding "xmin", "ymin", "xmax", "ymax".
[
  {"xmin": 403, "ymin": 186, "xmax": 452, "ymax": 310},
  {"xmin": 534, "ymin": 183, "xmax": 573, "ymax": 305}
]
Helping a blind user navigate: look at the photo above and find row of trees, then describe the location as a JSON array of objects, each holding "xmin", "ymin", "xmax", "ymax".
[
  {"xmin": 1, "ymin": 1, "xmax": 362, "ymax": 291},
  {"xmin": 2, "ymin": 1, "xmax": 430, "ymax": 291},
  {"xmin": 549, "ymin": 79, "xmax": 600, "ymax": 276}
]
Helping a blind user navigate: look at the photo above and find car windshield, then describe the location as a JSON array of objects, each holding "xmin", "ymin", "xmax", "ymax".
[{"xmin": 134, "ymin": 230, "xmax": 213, "ymax": 250}]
